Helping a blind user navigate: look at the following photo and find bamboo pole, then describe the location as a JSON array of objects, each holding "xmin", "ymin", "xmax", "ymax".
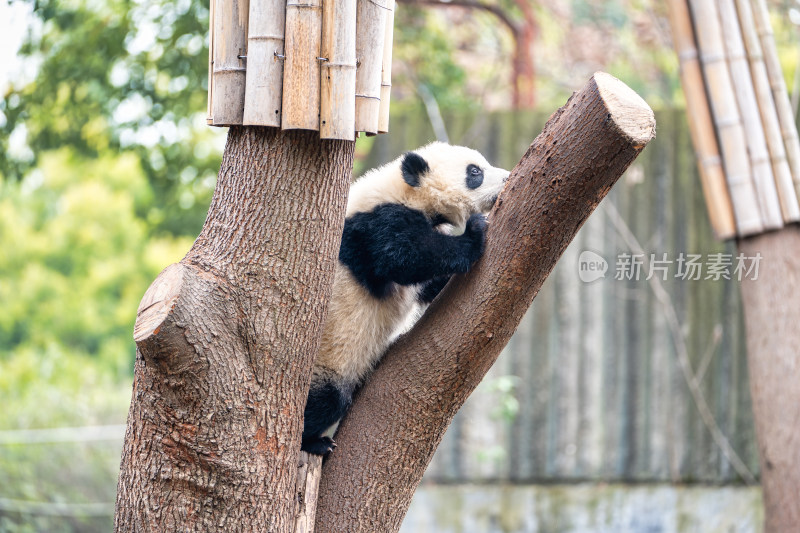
[
  {"xmin": 666, "ymin": 0, "xmax": 737, "ymax": 239},
  {"xmin": 320, "ymin": 0, "xmax": 357, "ymax": 140},
  {"xmin": 206, "ymin": 0, "xmax": 216, "ymax": 125},
  {"xmin": 378, "ymin": 1, "xmax": 395, "ymax": 134},
  {"xmin": 736, "ymin": 0, "xmax": 800, "ymax": 222},
  {"xmin": 282, "ymin": 0, "xmax": 323, "ymax": 131},
  {"xmin": 718, "ymin": 0, "xmax": 783, "ymax": 229},
  {"xmin": 688, "ymin": 0, "xmax": 764, "ymax": 235},
  {"xmin": 211, "ymin": 0, "xmax": 249, "ymax": 126},
  {"xmin": 243, "ymin": 0, "xmax": 286, "ymax": 126},
  {"xmin": 354, "ymin": 0, "xmax": 389, "ymax": 134},
  {"xmin": 752, "ymin": 0, "xmax": 800, "ymax": 200}
]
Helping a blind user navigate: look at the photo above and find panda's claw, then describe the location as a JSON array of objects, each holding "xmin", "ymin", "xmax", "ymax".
[{"xmin": 301, "ymin": 436, "xmax": 337, "ymax": 456}]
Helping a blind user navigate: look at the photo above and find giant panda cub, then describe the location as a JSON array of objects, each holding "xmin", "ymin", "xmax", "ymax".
[{"xmin": 302, "ymin": 142, "xmax": 510, "ymax": 455}]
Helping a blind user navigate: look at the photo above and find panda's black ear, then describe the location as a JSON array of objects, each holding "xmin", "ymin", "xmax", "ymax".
[{"xmin": 401, "ymin": 152, "xmax": 429, "ymax": 187}]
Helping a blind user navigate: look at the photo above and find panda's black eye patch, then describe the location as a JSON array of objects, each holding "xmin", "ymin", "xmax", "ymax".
[{"xmin": 466, "ymin": 164, "xmax": 484, "ymax": 189}]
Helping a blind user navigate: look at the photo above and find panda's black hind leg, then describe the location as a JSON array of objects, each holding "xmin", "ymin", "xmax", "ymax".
[{"xmin": 301, "ymin": 379, "xmax": 353, "ymax": 456}]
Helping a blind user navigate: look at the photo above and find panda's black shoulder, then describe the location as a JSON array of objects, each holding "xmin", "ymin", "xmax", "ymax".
[{"xmin": 339, "ymin": 203, "xmax": 432, "ymax": 298}]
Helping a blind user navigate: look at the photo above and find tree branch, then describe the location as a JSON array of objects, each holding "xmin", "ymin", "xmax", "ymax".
[
  {"xmin": 314, "ymin": 72, "xmax": 656, "ymax": 533},
  {"xmin": 398, "ymin": 0, "xmax": 519, "ymax": 37}
]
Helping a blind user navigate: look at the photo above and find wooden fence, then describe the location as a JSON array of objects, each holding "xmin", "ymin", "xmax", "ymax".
[{"xmin": 361, "ymin": 109, "xmax": 760, "ymax": 484}]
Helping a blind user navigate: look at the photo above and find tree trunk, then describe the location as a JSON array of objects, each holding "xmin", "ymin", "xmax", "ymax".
[
  {"xmin": 314, "ymin": 72, "xmax": 656, "ymax": 532},
  {"xmin": 114, "ymin": 127, "xmax": 354, "ymax": 532},
  {"xmin": 739, "ymin": 227, "xmax": 800, "ymax": 533},
  {"xmin": 511, "ymin": 0, "xmax": 537, "ymax": 109}
]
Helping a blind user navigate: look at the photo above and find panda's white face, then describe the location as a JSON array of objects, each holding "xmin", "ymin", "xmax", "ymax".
[
  {"xmin": 346, "ymin": 142, "xmax": 510, "ymax": 228},
  {"xmin": 401, "ymin": 142, "xmax": 510, "ymax": 228}
]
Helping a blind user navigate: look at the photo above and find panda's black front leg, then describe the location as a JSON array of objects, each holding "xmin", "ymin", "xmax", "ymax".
[
  {"xmin": 458, "ymin": 213, "xmax": 489, "ymax": 266},
  {"xmin": 412, "ymin": 212, "xmax": 487, "ymax": 282},
  {"xmin": 340, "ymin": 205, "xmax": 488, "ymax": 299},
  {"xmin": 301, "ymin": 380, "xmax": 353, "ymax": 456},
  {"xmin": 378, "ymin": 208, "xmax": 487, "ymax": 283},
  {"xmin": 417, "ymin": 215, "xmax": 487, "ymax": 302}
]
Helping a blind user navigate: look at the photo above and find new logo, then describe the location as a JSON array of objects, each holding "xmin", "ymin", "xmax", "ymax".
[{"xmin": 578, "ymin": 250, "xmax": 608, "ymax": 283}]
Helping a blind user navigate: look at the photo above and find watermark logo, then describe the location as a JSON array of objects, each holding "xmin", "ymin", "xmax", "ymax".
[
  {"xmin": 577, "ymin": 250, "xmax": 762, "ymax": 282},
  {"xmin": 578, "ymin": 250, "xmax": 608, "ymax": 283}
]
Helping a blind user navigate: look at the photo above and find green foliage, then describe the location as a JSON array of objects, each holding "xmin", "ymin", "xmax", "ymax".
[
  {"xmin": 473, "ymin": 375, "xmax": 520, "ymax": 468},
  {"xmin": 391, "ymin": 6, "xmax": 476, "ymax": 113},
  {"xmin": 533, "ymin": 1, "xmax": 682, "ymax": 110},
  {"xmin": 572, "ymin": 0, "xmax": 627, "ymax": 27},
  {"xmin": 0, "ymin": 148, "xmax": 189, "ymax": 530},
  {"xmin": 0, "ymin": 149, "xmax": 192, "ymax": 376},
  {"xmin": 1, "ymin": 0, "xmax": 223, "ymax": 235}
]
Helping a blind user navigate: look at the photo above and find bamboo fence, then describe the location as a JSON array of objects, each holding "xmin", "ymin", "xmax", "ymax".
[
  {"xmin": 207, "ymin": 0, "xmax": 396, "ymax": 140},
  {"xmin": 668, "ymin": 0, "xmax": 800, "ymax": 238}
]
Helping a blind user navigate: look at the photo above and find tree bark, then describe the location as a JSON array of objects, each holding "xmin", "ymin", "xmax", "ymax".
[
  {"xmin": 739, "ymin": 227, "xmax": 800, "ymax": 533},
  {"xmin": 115, "ymin": 127, "xmax": 354, "ymax": 532},
  {"xmin": 314, "ymin": 72, "xmax": 656, "ymax": 532}
]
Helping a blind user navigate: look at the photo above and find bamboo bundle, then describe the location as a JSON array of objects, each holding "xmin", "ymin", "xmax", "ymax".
[
  {"xmin": 666, "ymin": 0, "xmax": 737, "ymax": 239},
  {"xmin": 718, "ymin": 0, "xmax": 783, "ymax": 229},
  {"xmin": 378, "ymin": 1, "xmax": 396, "ymax": 134},
  {"xmin": 751, "ymin": 0, "xmax": 800, "ymax": 199},
  {"xmin": 735, "ymin": 0, "xmax": 800, "ymax": 222},
  {"xmin": 243, "ymin": 0, "xmax": 286, "ymax": 126},
  {"xmin": 354, "ymin": 0, "xmax": 390, "ymax": 134},
  {"xmin": 209, "ymin": 0, "xmax": 250, "ymax": 126},
  {"xmin": 688, "ymin": 0, "xmax": 764, "ymax": 235},
  {"xmin": 282, "ymin": 0, "xmax": 323, "ymax": 131},
  {"xmin": 320, "ymin": 0, "xmax": 357, "ymax": 140},
  {"xmin": 205, "ymin": 0, "xmax": 396, "ymax": 138}
]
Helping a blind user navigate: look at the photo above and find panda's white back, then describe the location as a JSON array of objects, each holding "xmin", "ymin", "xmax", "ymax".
[{"xmin": 313, "ymin": 264, "xmax": 418, "ymax": 385}]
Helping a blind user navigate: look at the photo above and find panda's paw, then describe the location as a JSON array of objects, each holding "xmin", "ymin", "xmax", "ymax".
[
  {"xmin": 465, "ymin": 213, "xmax": 488, "ymax": 258},
  {"xmin": 301, "ymin": 436, "xmax": 337, "ymax": 456},
  {"xmin": 466, "ymin": 213, "xmax": 488, "ymax": 235}
]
